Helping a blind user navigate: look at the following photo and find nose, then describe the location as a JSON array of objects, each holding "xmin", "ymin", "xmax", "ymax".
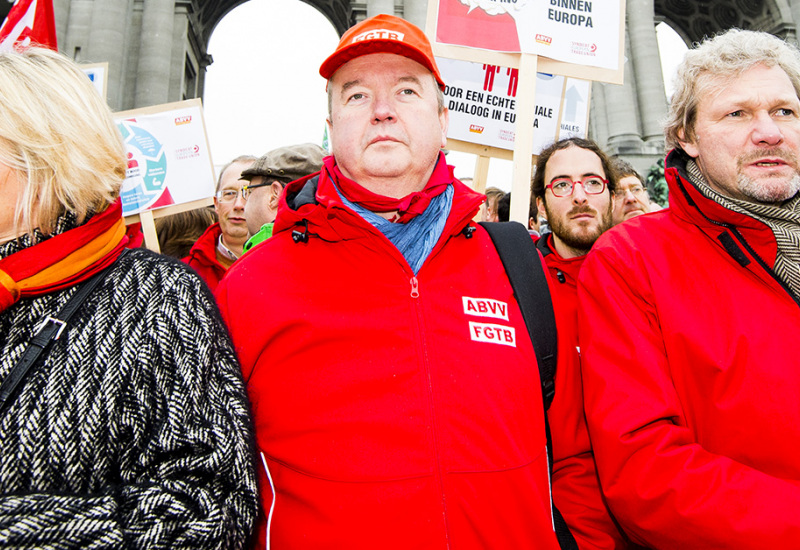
[
  {"xmin": 372, "ymin": 93, "xmax": 396, "ymax": 123},
  {"xmin": 623, "ymin": 189, "xmax": 636, "ymax": 203},
  {"xmin": 752, "ymin": 112, "xmax": 784, "ymax": 146},
  {"xmin": 572, "ymin": 183, "xmax": 589, "ymax": 204},
  {"xmin": 572, "ymin": 183, "xmax": 587, "ymax": 204},
  {"xmin": 233, "ymin": 189, "xmax": 247, "ymax": 209}
]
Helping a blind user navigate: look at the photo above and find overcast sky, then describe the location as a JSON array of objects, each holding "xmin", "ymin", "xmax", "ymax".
[{"xmin": 203, "ymin": 0, "xmax": 688, "ymax": 191}]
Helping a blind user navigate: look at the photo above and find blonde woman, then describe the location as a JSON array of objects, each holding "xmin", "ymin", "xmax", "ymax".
[{"xmin": 0, "ymin": 48, "xmax": 257, "ymax": 549}]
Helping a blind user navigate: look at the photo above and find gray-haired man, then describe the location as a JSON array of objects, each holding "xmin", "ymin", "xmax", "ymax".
[{"xmin": 578, "ymin": 28, "xmax": 800, "ymax": 548}]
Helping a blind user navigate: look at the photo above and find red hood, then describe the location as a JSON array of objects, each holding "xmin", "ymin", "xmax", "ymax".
[
  {"xmin": 183, "ymin": 222, "xmax": 222, "ymax": 267},
  {"xmin": 664, "ymin": 149, "xmax": 778, "ymax": 266}
]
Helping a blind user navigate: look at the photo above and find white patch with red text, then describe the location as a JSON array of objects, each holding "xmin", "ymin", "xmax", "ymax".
[
  {"xmin": 462, "ymin": 297, "xmax": 509, "ymax": 320},
  {"xmin": 469, "ymin": 322, "xmax": 516, "ymax": 347}
]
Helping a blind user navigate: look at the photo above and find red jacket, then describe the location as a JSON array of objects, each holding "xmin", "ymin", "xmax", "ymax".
[
  {"xmin": 216, "ymin": 159, "xmax": 564, "ymax": 549},
  {"xmin": 182, "ymin": 222, "xmax": 226, "ymax": 292},
  {"xmin": 578, "ymin": 149, "xmax": 800, "ymax": 548},
  {"xmin": 536, "ymin": 233, "xmax": 586, "ymax": 327},
  {"xmin": 537, "ymin": 234, "xmax": 628, "ymax": 550}
]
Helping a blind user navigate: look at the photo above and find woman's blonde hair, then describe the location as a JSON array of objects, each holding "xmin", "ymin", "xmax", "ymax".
[{"xmin": 0, "ymin": 47, "xmax": 126, "ymax": 236}]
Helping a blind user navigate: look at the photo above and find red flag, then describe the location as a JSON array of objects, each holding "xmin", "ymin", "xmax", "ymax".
[{"xmin": 0, "ymin": 0, "xmax": 58, "ymax": 52}]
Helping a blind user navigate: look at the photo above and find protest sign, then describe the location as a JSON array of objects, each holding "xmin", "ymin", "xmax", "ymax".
[
  {"xmin": 115, "ymin": 99, "xmax": 216, "ymax": 252},
  {"xmin": 428, "ymin": 0, "xmax": 625, "ymax": 85},
  {"xmin": 436, "ymin": 0, "xmax": 622, "ymax": 71},
  {"xmin": 428, "ymin": 0, "xmax": 623, "ymax": 223},
  {"xmin": 115, "ymin": 98, "xmax": 215, "ymax": 217},
  {"xmin": 440, "ymin": 57, "xmax": 590, "ymax": 154}
]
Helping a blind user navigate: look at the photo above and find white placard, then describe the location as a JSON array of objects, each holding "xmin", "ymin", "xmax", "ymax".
[
  {"xmin": 439, "ymin": 57, "xmax": 590, "ymax": 153},
  {"xmin": 435, "ymin": 0, "xmax": 623, "ymax": 71},
  {"xmin": 115, "ymin": 99, "xmax": 215, "ymax": 216}
]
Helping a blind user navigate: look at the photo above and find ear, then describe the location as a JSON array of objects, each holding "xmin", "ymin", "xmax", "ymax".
[
  {"xmin": 439, "ymin": 107, "xmax": 449, "ymax": 149},
  {"xmin": 677, "ymin": 128, "xmax": 700, "ymax": 158},
  {"xmin": 213, "ymin": 196, "xmax": 220, "ymax": 214},
  {"xmin": 325, "ymin": 118, "xmax": 334, "ymax": 152},
  {"xmin": 536, "ymin": 196, "xmax": 547, "ymax": 220},
  {"xmin": 268, "ymin": 182, "xmax": 283, "ymax": 210}
]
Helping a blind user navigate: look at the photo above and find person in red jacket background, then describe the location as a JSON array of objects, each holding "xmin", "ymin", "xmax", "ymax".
[
  {"xmin": 183, "ymin": 155, "xmax": 255, "ymax": 291},
  {"xmin": 531, "ymin": 137, "xmax": 627, "ymax": 549},
  {"xmin": 533, "ymin": 136, "xmax": 617, "ymax": 313},
  {"xmin": 579, "ymin": 28, "xmax": 800, "ymax": 548},
  {"xmin": 216, "ymin": 13, "xmax": 603, "ymax": 550}
]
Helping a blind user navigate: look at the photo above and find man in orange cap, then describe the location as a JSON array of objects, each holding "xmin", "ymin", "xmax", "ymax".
[{"xmin": 217, "ymin": 14, "xmax": 618, "ymax": 549}]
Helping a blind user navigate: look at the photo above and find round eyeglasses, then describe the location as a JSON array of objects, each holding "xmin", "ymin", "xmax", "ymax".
[{"xmin": 614, "ymin": 184, "xmax": 647, "ymax": 198}]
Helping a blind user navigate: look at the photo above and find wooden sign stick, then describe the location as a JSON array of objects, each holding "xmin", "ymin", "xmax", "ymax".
[{"xmin": 509, "ymin": 54, "xmax": 538, "ymax": 225}]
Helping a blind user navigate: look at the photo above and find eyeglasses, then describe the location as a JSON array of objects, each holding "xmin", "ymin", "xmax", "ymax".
[
  {"xmin": 241, "ymin": 181, "xmax": 271, "ymax": 200},
  {"xmin": 614, "ymin": 184, "xmax": 647, "ymax": 198},
  {"xmin": 546, "ymin": 176, "xmax": 608, "ymax": 198},
  {"xmin": 215, "ymin": 188, "xmax": 246, "ymax": 203}
]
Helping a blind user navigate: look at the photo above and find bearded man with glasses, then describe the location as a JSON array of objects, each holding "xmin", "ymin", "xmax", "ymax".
[
  {"xmin": 183, "ymin": 155, "xmax": 255, "ymax": 290},
  {"xmin": 529, "ymin": 136, "xmax": 625, "ymax": 548},
  {"xmin": 533, "ymin": 137, "xmax": 617, "ymax": 265}
]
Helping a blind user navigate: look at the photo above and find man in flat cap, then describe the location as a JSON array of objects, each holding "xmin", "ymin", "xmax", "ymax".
[
  {"xmin": 217, "ymin": 14, "xmax": 616, "ymax": 549},
  {"xmin": 239, "ymin": 143, "xmax": 325, "ymax": 253}
]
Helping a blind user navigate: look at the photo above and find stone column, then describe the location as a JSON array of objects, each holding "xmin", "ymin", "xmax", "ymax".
[
  {"xmin": 196, "ymin": 53, "xmax": 213, "ymax": 107},
  {"xmin": 791, "ymin": 0, "xmax": 800, "ymax": 37},
  {"xmin": 62, "ymin": 0, "xmax": 92, "ymax": 63},
  {"xmin": 404, "ymin": 0, "xmax": 428, "ymax": 28},
  {"xmin": 135, "ymin": 0, "xmax": 175, "ymax": 107},
  {"xmin": 367, "ymin": 0, "xmax": 395, "ymax": 18},
  {"xmin": 589, "ymin": 81, "xmax": 609, "ymax": 149},
  {"xmin": 627, "ymin": 0, "xmax": 667, "ymax": 148},
  {"xmin": 53, "ymin": 0, "xmax": 70, "ymax": 49},
  {"xmin": 603, "ymin": 27, "xmax": 643, "ymax": 155},
  {"xmin": 86, "ymin": 0, "xmax": 130, "ymax": 110}
]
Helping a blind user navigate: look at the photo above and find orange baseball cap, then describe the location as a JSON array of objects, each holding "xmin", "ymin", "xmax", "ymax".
[{"xmin": 319, "ymin": 14, "xmax": 446, "ymax": 90}]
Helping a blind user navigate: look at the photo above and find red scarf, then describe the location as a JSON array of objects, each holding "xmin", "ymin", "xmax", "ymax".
[
  {"xmin": 327, "ymin": 152, "xmax": 454, "ymax": 223},
  {"xmin": 0, "ymin": 200, "xmax": 133, "ymax": 313}
]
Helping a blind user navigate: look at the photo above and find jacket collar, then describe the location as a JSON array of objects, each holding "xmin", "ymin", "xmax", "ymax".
[
  {"xmin": 275, "ymin": 153, "xmax": 484, "ymax": 243},
  {"xmin": 666, "ymin": 149, "xmax": 774, "ymax": 233},
  {"xmin": 535, "ymin": 233, "xmax": 586, "ymax": 283},
  {"xmin": 666, "ymin": 148, "xmax": 778, "ymax": 267},
  {"xmin": 185, "ymin": 222, "xmax": 223, "ymax": 266}
]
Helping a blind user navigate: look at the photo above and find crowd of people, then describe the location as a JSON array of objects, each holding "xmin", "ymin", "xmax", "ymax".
[{"xmin": 1, "ymin": 12, "xmax": 799, "ymax": 550}]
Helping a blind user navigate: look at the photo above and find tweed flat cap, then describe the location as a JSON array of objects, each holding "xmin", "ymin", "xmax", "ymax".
[{"xmin": 240, "ymin": 143, "xmax": 325, "ymax": 182}]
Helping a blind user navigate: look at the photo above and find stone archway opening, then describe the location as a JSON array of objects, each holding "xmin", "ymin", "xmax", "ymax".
[
  {"xmin": 202, "ymin": 0, "xmax": 340, "ymax": 168},
  {"xmin": 656, "ymin": 21, "xmax": 689, "ymax": 99}
]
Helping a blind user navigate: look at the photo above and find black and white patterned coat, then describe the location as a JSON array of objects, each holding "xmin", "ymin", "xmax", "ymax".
[{"xmin": 0, "ymin": 217, "xmax": 259, "ymax": 549}]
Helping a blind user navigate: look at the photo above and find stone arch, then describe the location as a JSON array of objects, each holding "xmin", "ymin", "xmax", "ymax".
[
  {"xmin": 49, "ymin": 0, "xmax": 352, "ymax": 112},
  {"xmin": 654, "ymin": 0, "xmax": 795, "ymax": 45},
  {"xmin": 199, "ymin": 0, "xmax": 352, "ymax": 45},
  {"xmin": 28, "ymin": 0, "xmax": 800, "ymax": 159}
]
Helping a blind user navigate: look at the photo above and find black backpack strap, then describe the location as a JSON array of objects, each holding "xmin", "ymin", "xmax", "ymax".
[
  {"xmin": 480, "ymin": 222, "xmax": 557, "ymax": 409},
  {"xmin": 479, "ymin": 221, "xmax": 578, "ymax": 550},
  {"xmin": 0, "ymin": 251, "xmax": 124, "ymax": 415}
]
